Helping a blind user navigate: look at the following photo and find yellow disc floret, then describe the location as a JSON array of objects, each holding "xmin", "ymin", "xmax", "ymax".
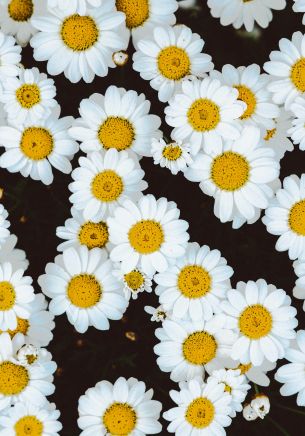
[
  {"xmin": 235, "ymin": 85, "xmax": 257, "ymax": 119},
  {"xmin": 16, "ymin": 84, "xmax": 40, "ymax": 109},
  {"xmin": 20, "ymin": 127, "xmax": 53, "ymax": 160},
  {"xmin": 264, "ymin": 128, "xmax": 276, "ymax": 141},
  {"xmin": 124, "ymin": 270, "xmax": 145, "ymax": 291},
  {"xmin": 162, "ymin": 144, "xmax": 183, "ymax": 161},
  {"xmin": 67, "ymin": 274, "xmax": 102, "ymax": 308},
  {"xmin": 78, "ymin": 221, "xmax": 109, "ymax": 249},
  {"xmin": 8, "ymin": 0, "xmax": 33, "ymax": 22},
  {"xmin": 91, "ymin": 170, "xmax": 123, "ymax": 202},
  {"xmin": 128, "ymin": 220, "xmax": 164, "ymax": 254},
  {"xmin": 0, "ymin": 281, "xmax": 16, "ymax": 311},
  {"xmin": 15, "ymin": 416, "xmax": 43, "ymax": 436},
  {"xmin": 116, "ymin": 0, "xmax": 149, "ymax": 29},
  {"xmin": 177, "ymin": 265, "xmax": 211, "ymax": 298},
  {"xmin": 291, "ymin": 58, "xmax": 305, "ymax": 92},
  {"xmin": 158, "ymin": 46, "xmax": 190, "ymax": 80},
  {"xmin": 98, "ymin": 117, "xmax": 135, "ymax": 151},
  {"xmin": 0, "ymin": 317, "xmax": 29, "ymax": 338},
  {"xmin": 211, "ymin": 151, "xmax": 249, "ymax": 191},
  {"xmin": 185, "ymin": 397, "xmax": 215, "ymax": 428},
  {"xmin": 187, "ymin": 98, "xmax": 220, "ymax": 132},
  {"xmin": 239, "ymin": 304, "xmax": 273, "ymax": 339},
  {"xmin": 103, "ymin": 402, "xmax": 137, "ymax": 435},
  {"xmin": 61, "ymin": 15, "xmax": 99, "ymax": 51},
  {"xmin": 0, "ymin": 361, "xmax": 29, "ymax": 395},
  {"xmin": 183, "ymin": 331, "xmax": 217, "ymax": 365},
  {"xmin": 289, "ymin": 200, "xmax": 305, "ymax": 236}
]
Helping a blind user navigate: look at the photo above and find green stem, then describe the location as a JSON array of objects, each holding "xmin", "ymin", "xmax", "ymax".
[
  {"xmin": 275, "ymin": 403, "xmax": 305, "ymax": 417},
  {"xmin": 267, "ymin": 416, "xmax": 290, "ymax": 436},
  {"xmin": 253, "ymin": 383, "xmax": 259, "ymax": 394}
]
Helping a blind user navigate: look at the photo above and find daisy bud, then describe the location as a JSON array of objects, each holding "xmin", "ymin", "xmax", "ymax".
[
  {"xmin": 242, "ymin": 403, "xmax": 258, "ymax": 421},
  {"xmin": 113, "ymin": 51, "xmax": 129, "ymax": 66},
  {"xmin": 251, "ymin": 394, "xmax": 270, "ymax": 419},
  {"xmin": 17, "ymin": 344, "xmax": 39, "ymax": 366},
  {"xmin": 144, "ymin": 305, "xmax": 167, "ymax": 322}
]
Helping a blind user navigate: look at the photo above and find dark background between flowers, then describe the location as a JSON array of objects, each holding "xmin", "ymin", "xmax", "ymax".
[{"xmin": 1, "ymin": 0, "xmax": 305, "ymax": 434}]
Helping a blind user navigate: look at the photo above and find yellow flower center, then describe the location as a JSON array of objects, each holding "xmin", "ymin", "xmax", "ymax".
[
  {"xmin": 177, "ymin": 265, "xmax": 211, "ymax": 298},
  {"xmin": 183, "ymin": 331, "xmax": 217, "ymax": 365},
  {"xmin": 103, "ymin": 402, "xmax": 137, "ymax": 435},
  {"xmin": 124, "ymin": 270, "xmax": 145, "ymax": 291},
  {"xmin": 224, "ymin": 383, "xmax": 232, "ymax": 393},
  {"xmin": 290, "ymin": 58, "xmax": 305, "ymax": 92},
  {"xmin": 264, "ymin": 128, "xmax": 276, "ymax": 141},
  {"xmin": 128, "ymin": 220, "xmax": 164, "ymax": 254},
  {"xmin": 211, "ymin": 151, "xmax": 249, "ymax": 191},
  {"xmin": 91, "ymin": 170, "xmax": 123, "ymax": 202},
  {"xmin": 187, "ymin": 98, "xmax": 220, "ymax": 132},
  {"xmin": 26, "ymin": 354, "xmax": 37, "ymax": 365},
  {"xmin": 0, "ymin": 281, "xmax": 16, "ymax": 311},
  {"xmin": 162, "ymin": 144, "xmax": 183, "ymax": 161},
  {"xmin": 67, "ymin": 274, "xmax": 102, "ymax": 308},
  {"xmin": 15, "ymin": 416, "xmax": 43, "ymax": 436},
  {"xmin": 98, "ymin": 117, "xmax": 135, "ymax": 151},
  {"xmin": 20, "ymin": 127, "xmax": 53, "ymax": 160},
  {"xmin": 237, "ymin": 362, "xmax": 252, "ymax": 374},
  {"xmin": 239, "ymin": 304, "xmax": 273, "ymax": 339},
  {"xmin": 0, "ymin": 317, "xmax": 29, "ymax": 338},
  {"xmin": 16, "ymin": 84, "xmax": 40, "ymax": 109},
  {"xmin": 185, "ymin": 397, "xmax": 215, "ymax": 429},
  {"xmin": 61, "ymin": 14, "xmax": 99, "ymax": 51},
  {"xmin": 235, "ymin": 85, "xmax": 257, "ymax": 119},
  {"xmin": 78, "ymin": 221, "xmax": 109, "ymax": 249},
  {"xmin": 157, "ymin": 46, "xmax": 190, "ymax": 80},
  {"xmin": 289, "ymin": 200, "xmax": 305, "ymax": 236},
  {"xmin": 116, "ymin": 0, "xmax": 149, "ymax": 29},
  {"xmin": 0, "ymin": 361, "xmax": 29, "ymax": 395},
  {"xmin": 8, "ymin": 0, "xmax": 33, "ymax": 21}
]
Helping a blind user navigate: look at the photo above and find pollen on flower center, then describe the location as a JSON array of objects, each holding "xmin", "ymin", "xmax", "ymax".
[
  {"xmin": 187, "ymin": 98, "xmax": 220, "ymax": 132},
  {"xmin": 61, "ymin": 14, "xmax": 99, "ymax": 51},
  {"xmin": 103, "ymin": 402, "xmax": 137, "ymax": 435},
  {"xmin": 177, "ymin": 265, "xmax": 211, "ymax": 298},
  {"xmin": 98, "ymin": 117, "xmax": 135, "ymax": 151},
  {"xmin": 78, "ymin": 221, "xmax": 109, "ymax": 249},
  {"xmin": 239, "ymin": 304, "xmax": 272, "ymax": 339},
  {"xmin": 237, "ymin": 362, "xmax": 252, "ymax": 374},
  {"xmin": 0, "ymin": 361, "xmax": 29, "ymax": 395},
  {"xmin": 235, "ymin": 85, "xmax": 257, "ymax": 119},
  {"xmin": 91, "ymin": 170, "xmax": 124, "ymax": 202},
  {"xmin": 124, "ymin": 270, "xmax": 145, "ymax": 291},
  {"xmin": 15, "ymin": 415, "xmax": 43, "ymax": 436},
  {"xmin": 0, "ymin": 317, "xmax": 29, "ymax": 338},
  {"xmin": 224, "ymin": 383, "xmax": 232, "ymax": 393},
  {"xmin": 290, "ymin": 58, "xmax": 305, "ymax": 92},
  {"xmin": 20, "ymin": 127, "xmax": 53, "ymax": 160},
  {"xmin": 158, "ymin": 46, "xmax": 190, "ymax": 80},
  {"xmin": 185, "ymin": 397, "xmax": 215, "ymax": 429},
  {"xmin": 128, "ymin": 220, "xmax": 164, "ymax": 254},
  {"xmin": 183, "ymin": 331, "xmax": 217, "ymax": 365},
  {"xmin": 116, "ymin": 0, "xmax": 149, "ymax": 29},
  {"xmin": 8, "ymin": 0, "xmax": 33, "ymax": 22},
  {"xmin": 162, "ymin": 143, "xmax": 183, "ymax": 161},
  {"xmin": 16, "ymin": 84, "xmax": 40, "ymax": 109},
  {"xmin": 67, "ymin": 274, "xmax": 102, "ymax": 308},
  {"xmin": 264, "ymin": 128, "xmax": 276, "ymax": 141},
  {"xmin": 0, "ymin": 281, "xmax": 16, "ymax": 311},
  {"xmin": 211, "ymin": 151, "xmax": 249, "ymax": 191},
  {"xmin": 289, "ymin": 200, "xmax": 305, "ymax": 236}
]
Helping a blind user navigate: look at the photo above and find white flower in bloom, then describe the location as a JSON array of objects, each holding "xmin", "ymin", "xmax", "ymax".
[
  {"xmin": 144, "ymin": 304, "xmax": 168, "ymax": 322},
  {"xmin": 293, "ymin": 0, "xmax": 305, "ymax": 23},
  {"xmin": 293, "ymin": 259, "xmax": 305, "ymax": 311},
  {"xmin": 288, "ymin": 96, "xmax": 305, "ymax": 151},
  {"xmin": 262, "ymin": 109, "xmax": 293, "ymax": 161},
  {"xmin": 251, "ymin": 394, "xmax": 270, "ymax": 419},
  {"xmin": 78, "ymin": 377, "xmax": 162, "ymax": 435},
  {"xmin": 0, "ymin": 234, "xmax": 29, "ymax": 271},
  {"xmin": 243, "ymin": 403, "xmax": 258, "ymax": 421},
  {"xmin": 151, "ymin": 137, "xmax": 193, "ymax": 175},
  {"xmin": 0, "ymin": 204, "xmax": 10, "ymax": 250},
  {"xmin": 133, "ymin": 24, "xmax": 213, "ymax": 102},
  {"xmin": 0, "ymin": 32, "xmax": 21, "ymax": 86},
  {"xmin": 112, "ymin": 264, "xmax": 153, "ymax": 300},
  {"xmin": 48, "ymin": 0, "xmax": 102, "ymax": 15}
]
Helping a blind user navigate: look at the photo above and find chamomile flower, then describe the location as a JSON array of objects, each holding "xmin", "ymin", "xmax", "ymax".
[
  {"xmin": 151, "ymin": 137, "xmax": 193, "ymax": 175},
  {"xmin": 113, "ymin": 265, "xmax": 153, "ymax": 300},
  {"xmin": 69, "ymin": 85, "xmax": 161, "ymax": 156},
  {"xmin": 250, "ymin": 394, "xmax": 270, "ymax": 419},
  {"xmin": 164, "ymin": 377, "xmax": 232, "ymax": 434},
  {"xmin": 222, "ymin": 279, "xmax": 298, "ymax": 366},
  {"xmin": 78, "ymin": 376, "xmax": 162, "ymax": 435},
  {"xmin": 262, "ymin": 109, "xmax": 293, "ymax": 161},
  {"xmin": 165, "ymin": 77, "xmax": 245, "ymax": 153},
  {"xmin": 133, "ymin": 24, "xmax": 213, "ymax": 102},
  {"xmin": 293, "ymin": 0, "xmax": 305, "ymax": 23},
  {"xmin": 243, "ymin": 403, "xmax": 258, "ymax": 421},
  {"xmin": 0, "ymin": 204, "xmax": 10, "ymax": 249},
  {"xmin": 185, "ymin": 125, "xmax": 279, "ymax": 227},
  {"xmin": 108, "ymin": 194, "xmax": 189, "ymax": 276},
  {"xmin": 0, "ymin": 106, "xmax": 78, "ymax": 185},
  {"xmin": 293, "ymin": 259, "xmax": 305, "ymax": 311},
  {"xmin": 144, "ymin": 304, "xmax": 168, "ymax": 322},
  {"xmin": 31, "ymin": 1, "xmax": 128, "ymax": 83},
  {"xmin": 288, "ymin": 96, "xmax": 305, "ymax": 151},
  {"xmin": 69, "ymin": 149, "xmax": 147, "ymax": 221},
  {"xmin": 0, "ymin": 401, "xmax": 62, "ymax": 436},
  {"xmin": 0, "ymin": 32, "xmax": 21, "ymax": 86},
  {"xmin": 0, "ymin": 67, "xmax": 57, "ymax": 125},
  {"xmin": 112, "ymin": 50, "xmax": 129, "ymax": 66},
  {"xmin": 48, "ymin": 0, "xmax": 102, "ymax": 15},
  {"xmin": 263, "ymin": 174, "xmax": 305, "ymax": 260},
  {"xmin": 154, "ymin": 242, "xmax": 233, "ymax": 321},
  {"xmin": 38, "ymin": 246, "xmax": 128, "ymax": 333},
  {"xmin": 207, "ymin": 0, "xmax": 286, "ymax": 32},
  {"xmin": 154, "ymin": 315, "xmax": 236, "ymax": 382},
  {"xmin": 0, "ymin": 234, "xmax": 29, "ymax": 272}
]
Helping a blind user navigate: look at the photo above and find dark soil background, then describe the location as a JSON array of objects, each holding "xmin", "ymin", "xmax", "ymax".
[{"xmin": 2, "ymin": 0, "xmax": 305, "ymax": 434}]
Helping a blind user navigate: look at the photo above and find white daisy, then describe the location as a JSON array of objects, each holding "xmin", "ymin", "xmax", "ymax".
[
  {"xmin": 210, "ymin": 63, "xmax": 279, "ymax": 129},
  {"xmin": 275, "ymin": 330, "xmax": 305, "ymax": 406},
  {"xmin": 243, "ymin": 403, "xmax": 258, "ymax": 421},
  {"xmin": 154, "ymin": 315, "xmax": 236, "ymax": 382},
  {"xmin": 38, "ymin": 246, "xmax": 128, "ymax": 333},
  {"xmin": 113, "ymin": 264, "xmax": 153, "ymax": 300},
  {"xmin": 0, "ymin": 106, "xmax": 78, "ymax": 185},
  {"xmin": 250, "ymin": 394, "xmax": 270, "ymax": 419},
  {"xmin": 133, "ymin": 24, "xmax": 213, "ymax": 103},
  {"xmin": 0, "ymin": 67, "xmax": 57, "ymax": 124},
  {"xmin": 48, "ymin": 0, "xmax": 102, "ymax": 15},
  {"xmin": 293, "ymin": 0, "xmax": 305, "ymax": 23},
  {"xmin": 263, "ymin": 174, "xmax": 305, "ymax": 260},
  {"xmin": 164, "ymin": 377, "xmax": 232, "ymax": 434},
  {"xmin": 112, "ymin": 50, "xmax": 129, "ymax": 66},
  {"xmin": 222, "ymin": 279, "xmax": 298, "ymax": 366},
  {"xmin": 0, "ymin": 203, "xmax": 10, "ymax": 249},
  {"xmin": 0, "ymin": 234, "xmax": 29, "ymax": 271},
  {"xmin": 108, "ymin": 194, "xmax": 189, "ymax": 276},
  {"xmin": 69, "ymin": 149, "xmax": 147, "ymax": 222},
  {"xmin": 0, "ymin": 401, "xmax": 62, "ymax": 436},
  {"xmin": 144, "ymin": 304, "xmax": 168, "ymax": 322},
  {"xmin": 262, "ymin": 108, "xmax": 293, "ymax": 161},
  {"xmin": 293, "ymin": 259, "xmax": 305, "ymax": 311},
  {"xmin": 30, "ymin": 1, "xmax": 128, "ymax": 83},
  {"xmin": 288, "ymin": 96, "xmax": 305, "ymax": 151},
  {"xmin": 165, "ymin": 77, "xmax": 245, "ymax": 153},
  {"xmin": 69, "ymin": 85, "xmax": 161, "ymax": 157},
  {"xmin": 154, "ymin": 242, "xmax": 233, "ymax": 321},
  {"xmin": 151, "ymin": 137, "xmax": 193, "ymax": 175},
  {"xmin": 0, "ymin": 32, "xmax": 21, "ymax": 88},
  {"xmin": 184, "ymin": 125, "xmax": 279, "ymax": 227},
  {"xmin": 78, "ymin": 376, "xmax": 162, "ymax": 435},
  {"xmin": 207, "ymin": 0, "xmax": 286, "ymax": 32}
]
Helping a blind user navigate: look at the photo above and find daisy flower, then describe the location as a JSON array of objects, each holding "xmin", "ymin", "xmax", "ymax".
[
  {"xmin": 78, "ymin": 376, "xmax": 162, "ymax": 435},
  {"xmin": 0, "ymin": 67, "xmax": 57, "ymax": 124},
  {"xmin": 69, "ymin": 149, "xmax": 147, "ymax": 221},
  {"xmin": 262, "ymin": 109, "xmax": 293, "ymax": 161},
  {"xmin": 164, "ymin": 378, "xmax": 232, "ymax": 434},
  {"xmin": 293, "ymin": 259, "xmax": 305, "ymax": 311},
  {"xmin": 0, "ymin": 32, "xmax": 21, "ymax": 86},
  {"xmin": 210, "ymin": 64, "xmax": 279, "ymax": 129},
  {"xmin": 250, "ymin": 394, "xmax": 270, "ymax": 419},
  {"xmin": 38, "ymin": 246, "xmax": 128, "ymax": 333},
  {"xmin": 69, "ymin": 85, "xmax": 161, "ymax": 156},
  {"xmin": 0, "ymin": 106, "xmax": 78, "ymax": 185},
  {"xmin": 112, "ymin": 50, "xmax": 129, "ymax": 66},
  {"xmin": 264, "ymin": 31, "xmax": 305, "ymax": 109},
  {"xmin": 144, "ymin": 304, "xmax": 167, "ymax": 322},
  {"xmin": 151, "ymin": 137, "xmax": 193, "ymax": 175},
  {"xmin": 293, "ymin": 0, "xmax": 305, "ymax": 23},
  {"xmin": 108, "ymin": 194, "xmax": 189, "ymax": 276},
  {"xmin": 184, "ymin": 125, "xmax": 279, "ymax": 227},
  {"xmin": 154, "ymin": 315, "xmax": 236, "ymax": 382},
  {"xmin": 0, "ymin": 401, "xmax": 62, "ymax": 436},
  {"xmin": 47, "ymin": 0, "xmax": 102, "ymax": 15},
  {"xmin": 0, "ymin": 204, "xmax": 10, "ymax": 249},
  {"xmin": 165, "ymin": 77, "xmax": 245, "ymax": 153},
  {"xmin": 222, "ymin": 279, "xmax": 298, "ymax": 366},
  {"xmin": 275, "ymin": 330, "xmax": 305, "ymax": 406},
  {"xmin": 288, "ymin": 96, "xmax": 305, "ymax": 151},
  {"xmin": 243, "ymin": 403, "xmax": 258, "ymax": 421},
  {"xmin": 133, "ymin": 24, "xmax": 213, "ymax": 103},
  {"xmin": 112, "ymin": 264, "xmax": 153, "ymax": 300},
  {"xmin": 30, "ymin": 1, "xmax": 128, "ymax": 83},
  {"xmin": 207, "ymin": 0, "xmax": 286, "ymax": 32},
  {"xmin": 263, "ymin": 174, "xmax": 305, "ymax": 260},
  {"xmin": 154, "ymin": 242, "xmax": 233, "ymax": 321},
  {"xmin": 0, "ymin": 234, "xmax": 29, "ymax": 271}
]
